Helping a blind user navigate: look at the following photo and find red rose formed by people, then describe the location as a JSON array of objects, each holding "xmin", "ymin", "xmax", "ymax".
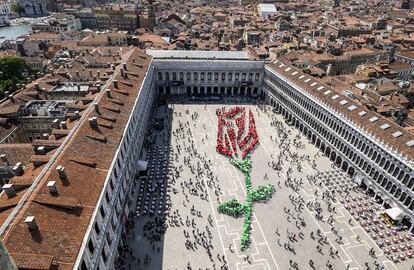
[{"xmin": 216, "ymin": 106, "xmax": 259, "ymax": 158}]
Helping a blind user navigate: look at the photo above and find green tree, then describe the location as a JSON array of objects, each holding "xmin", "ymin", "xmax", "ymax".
[
  {"xmin": 11, "ymin": 3, "xmax": 24, "ymax": 15},
  {"xmin": 0, "ymin": 56, "xmax": 33, "ymax": 98}
]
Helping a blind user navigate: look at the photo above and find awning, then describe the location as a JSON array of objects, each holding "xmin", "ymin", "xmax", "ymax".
[
  {"xmin": 384, "ymin": 207, "xmax": 404, "ymax": 222},
  {"xmin": 137, "ymin": 160, "xmax": 148, "ymax": 171}
]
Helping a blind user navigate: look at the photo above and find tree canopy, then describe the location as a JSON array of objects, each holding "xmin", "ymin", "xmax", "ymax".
[
  {"xmin": 0, "ymin": 56, "xmax": 35, "ymax": 98},
  {"xmin": 11, "ymin": 3, "xmax": 24, "ymax": 15}
]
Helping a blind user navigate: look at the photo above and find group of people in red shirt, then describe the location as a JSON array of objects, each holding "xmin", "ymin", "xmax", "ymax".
[{"xmin": 216, "ymin": 107, "xmax": 259, "ymax": 159}]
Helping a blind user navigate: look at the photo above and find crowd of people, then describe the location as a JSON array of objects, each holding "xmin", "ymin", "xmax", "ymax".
[
  {"xmin": 114, "ymin": 97, "xmax": 410, "ymax": 270},
  {"xmin": 216, "ymin": 106, "xmax": 259, "ymax": 158}
]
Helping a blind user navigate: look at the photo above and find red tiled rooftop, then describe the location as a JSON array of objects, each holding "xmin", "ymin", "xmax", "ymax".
[{"xmin": 0, "ymin": 48, "xmax": 152, "ymax": 269}]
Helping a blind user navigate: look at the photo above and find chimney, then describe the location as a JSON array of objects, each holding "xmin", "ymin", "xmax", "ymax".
[
  {"xmin": 47, "ymin": 181, "xmax": 58, "ymax": 194},
  {"xmin": 106, "ymin": 89, "xmax": 112, "ymax": 98},
  {"xmin": 8, "ymin": 95, "xmax": 14, "ymax": 102},
  {"xmin": 37, "ymin": 146, "xmax": 45, "ymax": 154},
  {"xmin": 35, "ymin": 83, "xmax": 40, "ymax": 90},
  {"xmin": 42, "ymin": 133, "xmax": 48, "ymax": 139},
  {"xmin": 75, "ymin": 111, "xmax": 80, "ymax": 119},
  {"xmin": 89, "ymin": 70, "xmax": 93, "ymax": 77},
  {"xmin": 122, "ymin": 63, "xmax": 127, "ymax": 71},
  {"xmin": 0, "ymin": 154, "xmax": 9, "ymax": 165},
  {"xmin": 60, "ymin": 121, "xmax": 67, "ymax": 130},
  {"xmin": 2, "ymin": 184, "xmax": 16, "ymax": 198},
  {"xmin": 76, "ymin": 71, "xmax": 80, "ymax": 77},
  {"xmin": 56, "ymin": 165, "xmax": 66, "ymax": 180},
  {"xmin": 94, "ymin": 102, "xmax": 100, "ymax": 114},
  {"xmin": 113, "ymin": 80, "xmax": 118, "ymax": 89},
  {"xmin": 120, "ymin": 68, "xmax": 125, "ymax": 77},
  {"xmin": 77, "ymin": 85, "xmax": 81, "ymax": 91},
  {"xmin": 12, "ymin": 162, "xmax": 24, "ymax": 176},
  {"xmin": 89, "ymin": 117, "xmax": 98, "ymax": 128},
  {"xmin": 24, "ymin": 216, "xmax": 38, "ymax": 231},
  {"xmin": 111, "ymin": 64, "xmax": 115, "ymax": 70},
  {"xmin": 52, "ymin": 119, "xmax": 60, "ymax": 128},
  {"xmin": 97, "ymin": 71, "xmax": 100, "ymax": 78}
]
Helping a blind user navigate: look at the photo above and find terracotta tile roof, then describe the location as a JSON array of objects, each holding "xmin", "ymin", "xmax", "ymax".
[
  {"xmin": 0, "ymin": 144, "xmax": 35, "ymax": 166},
  {"xmin": 11, "ymin": 253, "xmax": 55, "ymax": 270},
  {"xmin": 0, "ymin": 48, "xmax": 152, "ymax": 270},
  {"xmin": 267, "ymin": 59, "xmax": 414, "ymax": 162}
]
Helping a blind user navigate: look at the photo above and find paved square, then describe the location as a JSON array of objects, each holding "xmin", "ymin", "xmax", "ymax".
[{"xmin": 122, "ymin": 99, "xmax": 410, "ymax": 270}]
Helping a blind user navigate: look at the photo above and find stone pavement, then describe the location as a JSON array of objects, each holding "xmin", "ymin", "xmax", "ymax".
[{"xmin": 124, "ymin": 101, "xmax": 406, "ymax": 270}]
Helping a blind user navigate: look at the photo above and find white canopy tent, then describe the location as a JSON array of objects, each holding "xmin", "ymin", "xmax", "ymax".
[{"xmin": 384, "ymin": 207, "xmax": 404, "ymax": 222}]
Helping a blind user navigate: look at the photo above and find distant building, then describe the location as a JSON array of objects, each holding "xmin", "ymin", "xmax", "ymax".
[
  {"xmin": 32, "ymin": 15, "xmax": 82, "ymax": 33},
  {"xmin": 0, "ymin": 13, "xmax": 9, "ymax": 27},
  {"xmin": 327, "ymin": 24, "xmax": 372, "ymax": 38},
  {"xmin": 74, "ymin": 8, "xmax": 97, "ymax": 30},
  {"xmin": 395, "ymin": 51, "xmax": 414, "ymax": 67},
  {"xmin": 18, "ymin": 0, "xmax": 48, "ymax": 17},
  {"xmin": 94, "ymin": 4, "xmax": 138, "ymax": 31},
  {"xmin": 257, "ymin": 4, "xmax": 277, "ymax": 18},
  {"xmin": 0, "ymin": 1, "xmax": 11, "ymax": 15}
]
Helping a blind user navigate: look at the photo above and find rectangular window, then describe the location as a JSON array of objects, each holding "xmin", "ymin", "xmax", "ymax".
[
  {"xmin": 228, "ymin": 73, "xmax": 232, "ymax": 81},
  {"xmin": 186, "ymin": 72, "xmax": 191, "ymax": 80},
  {"xmin": 194, "ymin": 73, "xmax": 198, "ymax": 81},
  {"xmin": 179, "ymin": 72, "xmax": 183, "ymax": 80},
  {"xmin": 214, "ymin": 73, "xmax": 218, "ymax": 80},
  {"xmin": 201, "ymin": 72, "xmax": 205, "ymax": 81},
  {"xmin": 88, "ymin": 240, "xmax": 95, "ymax": 254},
  {"xmin": 94, "ymin": 223, "xmax": 100, "ymax": 235},
  {"xmin": 100, "ymin": 206, "xmax": 105, "ymax": 218},
  {"xmin": 221, "ymin": 73, "xmax": 226, "ymax": 81},
  {"xmin": 207, "ymin": 73, "xmax": 212, "ymax": 80},
  {"xmin": 106, "ymin": 233, "xmax": 112, "ymax": 247},
  {"xmin": 248, "ymin": 73, "xmax": 253, "ymax": 81},
  {"xmin": 101, "ymin": 248, "xmax": 107, "ymax": 263}
]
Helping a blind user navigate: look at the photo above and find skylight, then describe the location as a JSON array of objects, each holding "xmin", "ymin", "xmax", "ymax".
[
  {"xmin": 380, "ymin": 123, "xmax": 390, "ymax": 130},
  {"xmin": 348, "ymin": 105, "xmax": 357, "ymax": 111},
  {"xmin": 369, "ymin": 116, "xmax": 379, "ymax": 122},
  {"xmin": 392, "ymin": 131, "xmax": 402, "ymax": 138}
]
